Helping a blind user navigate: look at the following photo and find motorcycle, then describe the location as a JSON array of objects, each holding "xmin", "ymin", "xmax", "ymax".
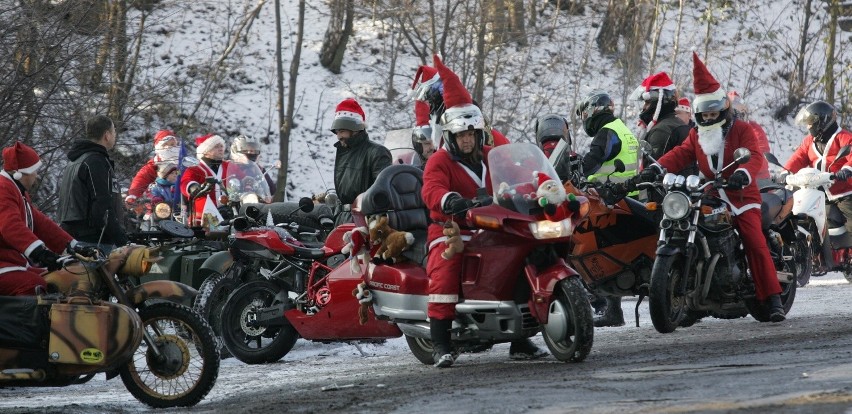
[
  {"xmin": 368, "ymin": 144, "xmax": 593, "ymax": 363},
  {"xmin": 647, "ymin": 148, "xmax": 797, "ymax": 333},
  {"xmin": 193, "ymin": 197, "xmax": 341, "ymax": 359},
  {"xmin": 0, "ymin": 245, "xmax": 219, "ymax": 407},
  {"xmin": 757, "ymin": 178, "xmax": 814, "ymax": 287},
  {"xmin": 765, "ymin": 148, "xmax": 852, "ymax": 283}
]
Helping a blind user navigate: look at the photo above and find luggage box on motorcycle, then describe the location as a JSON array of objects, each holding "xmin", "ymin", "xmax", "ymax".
[{"xmin": 48, "ymin": 301, "xmax": 114, "ymax": 365}]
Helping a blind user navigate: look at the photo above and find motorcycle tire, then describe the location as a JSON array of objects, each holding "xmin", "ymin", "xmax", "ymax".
[
  {"xmin": 404, "ymin": 335, "xmax": 461, "ymax": 365},
  {"xmin": 220, "ymin": 279, "xmax": 298, "ymax": 364},
  {"xmin": 119, "ymin": 302, "xmax": 220, "ymax": 408},
  {"xmin": 541, "ymin": 277, "xmax": 594, "ymax": 363},
  {"xmin": 193, "ymin": 272, "xmax": 239, "ymax": 358},
  {"xmin": 648, "ymin": 253, "xmax": 689, "ymax": 334},
  {"xmin": 795, "ymin": 236, "xmax": 813, "ymax": 287}
]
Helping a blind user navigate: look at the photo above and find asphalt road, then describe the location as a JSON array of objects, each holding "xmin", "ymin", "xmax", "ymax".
[{"xmin": 3, "ymin": 275, "xmax": 852, "ymax": 414}]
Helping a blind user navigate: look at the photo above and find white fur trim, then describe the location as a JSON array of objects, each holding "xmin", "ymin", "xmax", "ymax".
[
  {"xmin": 676, "ymin": 103, "xmax": 692, "ymax": 113},
  {"xmin": 428, "ymin": 234, "xmax": 472, "ymax": 251},
  {"xmin": 717, "ymin": 189, "xmax": 760, "ymax": 215},
  {"xmin": 334, "ymin": 111, "xmax": 364, "ymax": 121},
  {"xmin": 441, "ymin": 192, "xmax": 460, "ymax": 212},
  {"xmin": 15, "ymin": 160, "xmax": 42, "ymax": 175},
  {"xmin": 734, "ymin": 168, "xmax": 752, "ymax": 186},
  {"xmin": 24, "ymin": 240, "xmax": 44, "ymax": 258},
  {"xmin": 196, "ymin": 135, "xmax": 225, "ymax": 156},
  {"xmin": 0, "ymin": 266, "xmax": 28, "ymax": 275}
]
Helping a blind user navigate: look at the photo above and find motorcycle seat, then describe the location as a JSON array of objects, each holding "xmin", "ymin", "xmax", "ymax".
[
  {"xmin": 290, "ymin": 245, "xmax": 327, "ymax": 260},
  {"xmin": 400, "ymin": 229, "xmax": 428, "ymax": 266}
]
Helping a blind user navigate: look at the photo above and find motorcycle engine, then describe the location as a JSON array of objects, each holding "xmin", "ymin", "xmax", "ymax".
[{"xmin": 705, "ymin": 231, "xmax": 742, "ymax": 296}]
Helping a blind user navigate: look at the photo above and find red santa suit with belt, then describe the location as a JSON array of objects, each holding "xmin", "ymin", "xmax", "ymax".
[
  {"xmin": 783, "ymin": 128, "xmax": 852, "ymax": 200},
  {"xmin": 0, "ymin": 171, "xmax": 73, "ymax": 296},
  {"xmin": 180, "ymin": 159, "xmax": 232, "ymax": 226},
  {"xmin": 657, "ymin": 119, "xmax": 781, "ymax": 301},
  {"xmin": 421, "ymin": 146, "xmax": 492, "ymax": 319}
]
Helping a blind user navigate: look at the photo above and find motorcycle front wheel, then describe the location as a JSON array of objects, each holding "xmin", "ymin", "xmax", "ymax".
[
  {"xmin": 119, "ymin": 302, "xmax": 220, "ymax": 408},
  {"xmin": 795, "ymin": 234, "xmax": 814, "ymax": 287},
  {"xmin": 542, "ymin": 277, "xmax": 594, "ymax": 362},
  {"xmin": 220, "ymin": 279, "xmax": 299, "ymax": 364},
  {"xmin": 649, "ymin": 253, "xmax": 689, "ymax": 333}
]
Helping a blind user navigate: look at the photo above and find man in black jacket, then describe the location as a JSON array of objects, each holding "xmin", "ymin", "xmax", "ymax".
[
  {"xmin": 632, "ymin": 73, "xmax": 694, "ymax": 176},
  {"xmin": 58, "ymin": 115, "xmax": 129, "ymax": 251},
  {"xmin": 331, "ymin": 98, "xmax": 392, "ymax": 225}
]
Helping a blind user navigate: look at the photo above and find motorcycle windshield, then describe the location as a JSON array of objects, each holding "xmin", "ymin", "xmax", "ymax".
[
  {"xmin": 488, "ymin": 143, "xmax": 560, "ymax": 215},
  {"xmin": 225, "ymin": 160, "xmax": 272, "ymax": 204}
]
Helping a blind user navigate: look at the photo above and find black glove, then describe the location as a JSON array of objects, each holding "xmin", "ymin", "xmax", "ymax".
[
  {"xmin": 30, "ymin": 245, "xmax": 61, "ymax": 271},
  {"xmin": 68, "ymin": 242, "xmax": 99, "ymax": 258},
  {"xmin": 639, "ymin": 166, "xmax": 661, "ymax": 183},
  {"xmin": 188, "ymin": 183, "xmax": 210, "ymax": 199},
  {"xmin": 443, "ymin": 194, "xmax": 474, "ymax": 219},
  {"xmin": 836, "ymin": 168, "xmax": 852, "ymax": 181},
  {"xmin": 727, "ymin": 170, "xmax": 750, "ymax": 190}
]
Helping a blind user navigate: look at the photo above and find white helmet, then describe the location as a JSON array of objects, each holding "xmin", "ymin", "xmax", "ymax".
[{"xmin": 439, "ymin": 104, "xmax": 485, "ymax": 156}]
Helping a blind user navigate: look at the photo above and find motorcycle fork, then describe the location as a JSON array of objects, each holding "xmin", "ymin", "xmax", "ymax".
[{"xmin": 107, "ymin": 271, "xmax": 165, "ymax": 360}]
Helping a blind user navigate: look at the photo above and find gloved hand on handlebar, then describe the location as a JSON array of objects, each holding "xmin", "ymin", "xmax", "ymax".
[
  {"xmin": 443, "ymin": 194, "xmax": 475, "ymax": 219},
  {"xmin": 67, "ymin": 241, "xmax": 99, "ymax": 259},
  {"xmin": 835, "ymin": 168, "xmax": 852, "ymax": 181},
  {"xmin": 726, "ymin": 170, "xmax": 750, "ymax": 190},
  {"xmin": 188, "ymin": 183, "xmax": 210, "ymax": 199},
  {"xmin": 639, "ymin": 164, "xmax": 663, "ymax": 183},
  {"xmin": 29, "ymin": 245, "xmax": 61, "ymax": 271}
]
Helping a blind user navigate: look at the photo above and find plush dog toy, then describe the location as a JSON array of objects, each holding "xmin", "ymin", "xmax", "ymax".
[
  {"xmin": 368, "ymin": 216, "xmax": 415, "ymax": 264},
  {"xmin": 441, "ymin": 220, "xmax": 464, "ymax": 260},
  {"xmin": 535, "ymin": 172, "xmax": 580, "ymax": 221},
  {"xmin": 342, "ymin": 226, "xmax": 369, "ymax": 274}
]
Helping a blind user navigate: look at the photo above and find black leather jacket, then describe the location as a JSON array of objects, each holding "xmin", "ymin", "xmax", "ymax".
[
  {"xmin": 333, "ymin": 131, "xmax": 392, "ymax": 205},
  {"xmin": 57, "ymin": 140, "xmax": 129, "ymax": 246}
]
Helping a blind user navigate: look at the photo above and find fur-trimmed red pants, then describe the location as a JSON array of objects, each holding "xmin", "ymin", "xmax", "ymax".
[
  {"xmin": 426, "ymin": 246, "xmax": 460, "ymax": 320},
  {"xmin": 735, "ymin": 209, "xmax": 781, "ymax": 301}
]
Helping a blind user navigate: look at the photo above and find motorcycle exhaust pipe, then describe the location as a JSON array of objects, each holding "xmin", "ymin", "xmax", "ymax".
[{"xmin": 776, "ymin": 271, "xmax": 794, "ymax": 284}]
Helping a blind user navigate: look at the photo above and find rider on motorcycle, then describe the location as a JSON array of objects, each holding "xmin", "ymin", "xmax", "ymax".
[
  {"xmin": 230, "ymin": 134, "xmax": 276, "ymax": 195},
  {"xmin": 575, "ymin": 89, "xmax": 640, "ymax": 327},
  {"xmin": 640, "ymin": 52, "xmax": 785, "ymax": 322},
  {"xmin": 412, "ymin": 100, "xmax": 436, "ymax": 167},
  {"xmin": 421, "ymin": 55, "xmax": 546, "ymax": 368},
  {"xmin": 534, "ymin": 113, "xmax": 573, "ymax": 182},
  {"xmin": 783, "ymin": 101, "xmax": 852, "ymax": 254},
  {"xmin": 181, "ymin": 134, "xmax": 232, "ymax": 226},
  {"xmin": 0, "ymin": 142, "xmax": 86, "ymax": 296},
  {"xmin": 126, "ymin": 130, "xmax": 182, "ymax": 206}
]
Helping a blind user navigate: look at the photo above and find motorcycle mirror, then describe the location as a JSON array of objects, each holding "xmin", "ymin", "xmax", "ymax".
[
  {"xmin": 232, "ymin": 217, "xmax": 250, "ymax": 232},
  {"xmin": 298, "ymin": 197, "xmax": 314, "ymax": 213},
  {"xmin": 764, "ymin": 152, "xmax": 783, "ymax": 168},
  {"xmin": 612, "ymin": 159, "xmax": 626, "ymax": 173},
  {"xmin": 245, "ymin": 205, "xmax": 262, "ymax": 220},
  {"xmin": 205, "ymin": 177, "xmax": 218, "ymax": 184},
  {"xmin": 182, "ymin": 156, "xmax": 200, "ymax": 168},
  {"xmin": 733, "ymin": 148, "xmax": 751, "ymax": 164},
  {"xmin": 837, "ymin": 145, "xmax": 851, "ymax": 159}
]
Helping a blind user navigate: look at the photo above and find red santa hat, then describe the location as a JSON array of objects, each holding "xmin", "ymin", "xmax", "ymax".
[
  {"xmin": 153, "ymin": 129, "xmax": 177, "ymax": 149},
  {"xmin": 195, "ymin": 133, "xmax": 226, "ymax": 156},
  {"xmin": 639, "ymin": 72, "xmax": 676, "ymax": 127},
  {"xmin": 692, "ymin": 52, "xmax": 727, "ymax": 110},
  {"xmin": 414, "ymin": 100, "xmax": 431, "ymax": 127},
  {"xmin": 676, "ymin": 97, "xmax": 692, "ymax": 113},
  {"xmin": 536, "ymin": 171, "xmax": 554, "ymax": 187},
  {"xmin": 331, "ymin": 98, "xmax": 366, "ymax": 132},
  {"xmin": 433, "ymin": 54, "xmax": 472, "ymax": 110},
  {"xmin": 3, "ymin": 142, "xmax": 42, "ymax": 180},
  {"xmin": 411, "ymin": 65, "xmax": 438, "ymax": 90}
]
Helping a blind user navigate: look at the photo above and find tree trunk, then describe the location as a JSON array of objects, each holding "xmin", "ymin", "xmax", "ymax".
[
  {"xmin": 528, "ymin": 0, "xmax": 536, "ymax": 28},
  {"xmin": 825, "ymin": 0, "xmax": 839, "ymax": 105},
  {"xmin": 647, "ymin": 0, "xmax": 662, "ymax": 72},
  {"xmin": 774, "ymin": 0, "xmax": 812, "ymax": 120},
  {"xmin": 509, "ymin": 0, "xmax": 527, "ymax": 46},
  {"xmin": 319, "ymin": 0, "xmax": 354, "ymax": 74},
  {"xmin": 473, "ymin": 2, "xmax": 488, "ymax": 104},
  {"xmin": 596, "ymin": 0, "xmax": 621, "ymax": 55},
  {"xmin": 670, "ymin": 0, "xmax": 685, "ymax": 74},
  {"xmin": 276, "ymin": 0, "xmax": 305, "ymax": 201},
  {"xmin": 107, "ymin": 0, "xmax": 128, "ymax": 123}
]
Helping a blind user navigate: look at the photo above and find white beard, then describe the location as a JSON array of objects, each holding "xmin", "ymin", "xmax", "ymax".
[{"xmin": 697, "ymin": 121, "xmax": 726, "ymax": 156}]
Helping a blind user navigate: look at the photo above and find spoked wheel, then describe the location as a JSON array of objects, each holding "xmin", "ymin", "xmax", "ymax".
[
  {"xmin": 119, "ymin": 302, "xmax": 219, "ymax": 408},
  {"xmin": 220, "ymin": 280, "xmax": 298, "ymax": 364},
  {"xmin": 541, "ymin": 277, "xmax": 594, "ymax": 362},
  {"xmin": 649, "ymin": 253, "xmax": 689, "ymax": 333}
]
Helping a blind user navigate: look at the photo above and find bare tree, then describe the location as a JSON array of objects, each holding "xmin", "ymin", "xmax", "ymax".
[
  {"xmin": 319, "ymin": 0, "xmax": 354, "ymax": 74},
  {"xmin": 773, "ymin": 0, "xmax": 813, "ymax": 120},
  {"xmin": 274, "ymin": 0, "xmax": 305, "ymax": 201},
  {"xmin": 825, "ymin": 0, "xmax": 840, "ymax": 105}
]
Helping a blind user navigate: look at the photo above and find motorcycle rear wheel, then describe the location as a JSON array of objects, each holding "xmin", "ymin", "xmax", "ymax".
[
  {"xmin": 795, "ymin": 236, "xmax": 813, "ymax": 287},
  {"xmin": 119, "ymin": 302, "xmax": 220, "ymax": 408},
  {"xmin": 220, "ymin": 279, "xmax": 299, "ymax": 364},
  {"xmin": 542, "ymin": 277, "xmax": 594, "ymax": 362},
  {"xmin": 193, "ymin": 272, "xmax": 239, "ymax": 358},
  {"xmin": 649, "ymin": 253, "xmax": 688, "ymax": 333}
]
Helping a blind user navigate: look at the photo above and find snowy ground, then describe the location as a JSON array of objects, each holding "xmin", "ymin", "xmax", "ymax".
[{"xmin": 2, "ymin": 272, "xmax": 851, "ymax": 413}]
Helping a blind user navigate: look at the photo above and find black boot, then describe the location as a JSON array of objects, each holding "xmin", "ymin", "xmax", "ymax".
[
  {"xmin": 430, "ymin": 319, "xmax": 454, "ymax": 368},
  {"xmin": 767, "ymin": 294, "xmax": 785, "ymax": 323},
  {"xmin": 509, "ymin": 337, "xmax": 548, "ymax": 360},
  {"xmin": 594, "ymin": 297, "xmax": 625, "ymax": 327}
]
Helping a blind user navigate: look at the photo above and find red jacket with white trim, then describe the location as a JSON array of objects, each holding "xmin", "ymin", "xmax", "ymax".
[
  {"xmin": 0, "ymin": 172, "xmax": 73, "ymax": 274},
  {"xmin": 657, "ymin": 119, "xmax": 764, "ymax": 215},
  {"xmin": 784, "ymin": 128, "xmax": 852, "ymax": 200}
]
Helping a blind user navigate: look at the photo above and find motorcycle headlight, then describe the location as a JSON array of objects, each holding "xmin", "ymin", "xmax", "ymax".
[
  {"xmin": 529, "ymin": 218, "xmax": 574, "ymax": 239},
  {"xmin": 241, "ymin": 193, "xmax": 260, "ymax": 204},
  {"xmin": 662, "ymin": 192, "xmax": 691, "ymax": 220},
  {"xmin": 154, "ymin": 202, "xmax": 172, "ymax": 219}
]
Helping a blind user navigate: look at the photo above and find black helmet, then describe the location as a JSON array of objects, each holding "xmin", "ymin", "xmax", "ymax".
[
  {"xmin": 535, "ymin": 114, "xmax": 571, "ymax": 147},
  {"xmin": 795, "ymin": 101, "xmax": 837, "ymax": 139},
  {"xmin": 575, "ymin": 90, "xmax": 614, "ymax": 136},
  {"xmin": 411, "ymin": 125, "xmax": 433, "ymax": 157}
]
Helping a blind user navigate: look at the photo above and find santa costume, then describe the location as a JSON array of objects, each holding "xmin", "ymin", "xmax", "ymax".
[{"xmin": 180, "ymin": 133, "xmax": 231, "ymax": 226}]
